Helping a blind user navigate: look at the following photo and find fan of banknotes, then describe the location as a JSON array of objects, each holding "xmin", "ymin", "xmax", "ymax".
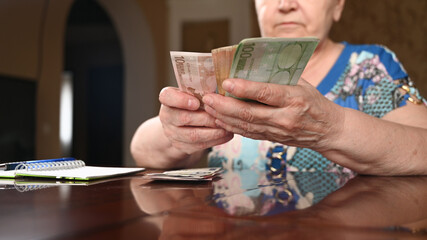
[
  {"xmin": 144, "ymin": 167, "xmax": 223, "ymax": 181},
  {"xmin": 170, "ymin": 37, "xmax": 319, "ymax": 102},
  {"xmin": 212, "ymin": 45, "xmax": 238, "ymax": 95}
]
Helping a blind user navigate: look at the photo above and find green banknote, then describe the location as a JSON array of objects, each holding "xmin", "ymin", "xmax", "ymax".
[{"xmin": 227, "ymin": 37, "xmax": 319, "ymax": 99}]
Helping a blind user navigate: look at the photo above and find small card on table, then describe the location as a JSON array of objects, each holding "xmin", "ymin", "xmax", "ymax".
[{"xmin": 144, "ymin": 167, "xmax": 222, "ymax": 181}]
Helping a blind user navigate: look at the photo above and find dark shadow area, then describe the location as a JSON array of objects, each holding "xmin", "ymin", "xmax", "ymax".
[
  {"xmin": 0, "ymin": 75, "xmax": 35, "ymax": 162},
  {"xmin": 65, "ymin": 0, "xmax": 124, "ymax": 166}
]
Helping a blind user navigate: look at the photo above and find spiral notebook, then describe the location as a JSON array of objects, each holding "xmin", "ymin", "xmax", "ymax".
[{"xmin": 0, "ymin": 158, "xmax": 144, "ymax": 180}]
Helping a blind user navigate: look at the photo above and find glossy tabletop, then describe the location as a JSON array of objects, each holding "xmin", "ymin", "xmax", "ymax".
[{"xmin": 1, "ymin": 169, "xmax": 427, "ymax": 239}]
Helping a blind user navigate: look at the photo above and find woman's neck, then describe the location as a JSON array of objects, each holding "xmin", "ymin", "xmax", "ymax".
[{"xmin": 301, "ymin": 38, "xmax": 344, "ymax": 87}]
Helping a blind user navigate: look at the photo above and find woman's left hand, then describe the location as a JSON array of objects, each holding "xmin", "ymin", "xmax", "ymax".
[{"xmin": 202, "ymin": 78, "xmax": 345, "ymax": 151}]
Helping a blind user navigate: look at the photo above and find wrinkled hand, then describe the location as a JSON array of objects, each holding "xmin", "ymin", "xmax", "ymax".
[
  {"xmin": 159, "ymin": 87, "xmax": 234, "ymax": 155},
  {"xmin": 201, "ymin": 78, "xmax": 345, "ymax": 151}
]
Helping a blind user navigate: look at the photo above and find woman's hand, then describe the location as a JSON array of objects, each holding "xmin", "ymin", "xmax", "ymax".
[
  {"xmin": 159, "ymin": 87, "xmax": 234, "ymax": 155},
  {"xmin": 131, "ymin": 87, "xmax": 234, "ymax": 169},
  {"xmin": 201, "ymin": 78, "xmax": 345, "ymax": 151}
]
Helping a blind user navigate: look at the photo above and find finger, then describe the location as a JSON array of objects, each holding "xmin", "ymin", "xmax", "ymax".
[
  {"xmin": 159, "ymin": 87, "xmax": 200, "ymax": 110},
  {"xmin": 160, "ymin": 105, "xmax": 218, "ymax": 128},
  {"xmin": 166, "ymin": 125, "xmax": 233, "ymax": 145},
  {"xmin": 210, "ymin": 111, "xmax": 275, "ymax": 136},
  {"xmin": 221, "ymin": 78, "xmax": 294, "ymax": 107},
  {"xmin": 214, "ymin": 118, "xmax": 322, "ymax": 147},
  {"xmin": 168, "ymin": 130, "xmax": 234, "ymax": 154},
  {"xmin": 205, "ymin": 101, "xmax": 308, "ymax": 132},
  {"xmin": 296, "ymin": 77, "xmax": 313, "ymax": 87},
  {"xmin": 206, "ymin": 103, "xmax": 326, "ymax": 142},
  {"xmin": 203, "ymin": 94, "xmax": 273, "ymax": 124}
]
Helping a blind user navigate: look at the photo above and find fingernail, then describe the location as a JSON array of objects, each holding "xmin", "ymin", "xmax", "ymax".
[
  {"xmin": 222, "ymin": 80, "xmax": 234, "ymax": 92},
  {"xmin": 188, "ymin": 99, "xmax": 197, "ymax": 108},
  {"xmin": 203, "ymin": 95, "xmax": 213, "ymax": 106}
]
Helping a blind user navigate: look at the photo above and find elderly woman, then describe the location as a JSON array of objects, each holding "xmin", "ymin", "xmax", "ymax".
[{"xmin": 131, "ymin": 0, "xmax": 427, "ymax": 175}]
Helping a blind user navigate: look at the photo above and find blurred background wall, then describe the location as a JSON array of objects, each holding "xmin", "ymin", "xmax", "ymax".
[{"xmin": 0, "ymin": 0, "xmax": 425, "ymax": 166}]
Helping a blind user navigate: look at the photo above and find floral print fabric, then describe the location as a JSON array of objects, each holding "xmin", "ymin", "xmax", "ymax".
[{"xmin": 208, "ymin": 42, "xmax": 426, "ymax": 172}]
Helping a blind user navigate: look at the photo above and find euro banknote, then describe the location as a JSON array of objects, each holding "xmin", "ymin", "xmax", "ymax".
[
  {"xmin": 170, "ymin": 51, "xmax": 217, "ymax": 103},
  {"xmin": 170, "ymin": 37, "xmax": 319, "ymax": 101},
  {"xmin": 212, "ymin": 45, "xmax": 238, "ymax": 95}
]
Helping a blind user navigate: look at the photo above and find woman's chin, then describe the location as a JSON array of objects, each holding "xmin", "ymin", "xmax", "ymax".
[{"xmin": 267, "ymin": 30, "xmax": 309, "ymax": 39}]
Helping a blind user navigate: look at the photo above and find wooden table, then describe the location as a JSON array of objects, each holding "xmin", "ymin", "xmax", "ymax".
[{"xmin": 1, "ymin": 169, "xmax": 426, "ymax": 239}]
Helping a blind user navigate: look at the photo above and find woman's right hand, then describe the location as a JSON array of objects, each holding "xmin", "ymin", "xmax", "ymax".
[{"xmin": 159, "ymin": 87, "xmax": 234, "ymax": 155}]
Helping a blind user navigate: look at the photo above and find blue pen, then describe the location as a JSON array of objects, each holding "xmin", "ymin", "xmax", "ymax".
[{"xmin": 0, "ymin": 157, "xmax": 76, "ymax": 171}]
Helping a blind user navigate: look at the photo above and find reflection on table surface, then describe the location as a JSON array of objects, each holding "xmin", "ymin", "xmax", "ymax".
[{"xmin": 1, "ymin": 168, "xmax": 427, "ymax": 239}]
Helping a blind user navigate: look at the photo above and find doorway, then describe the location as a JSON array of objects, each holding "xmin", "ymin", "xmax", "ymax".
[{"xmin": 64, "ymin": 0, "xmax": 123, "ymax": 166}]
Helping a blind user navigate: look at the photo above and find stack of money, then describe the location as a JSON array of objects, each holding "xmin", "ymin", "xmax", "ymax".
[
  {"xmin": 144, "ymin": 167, "xmax": 222, "ymax": 181},
  {"xmin": 170, "ymin": 37, "xmax": 319, "ymax": 101},
  {"xmin": 212, "ymin": 45, "xmax": 238, "ymax": 95}
]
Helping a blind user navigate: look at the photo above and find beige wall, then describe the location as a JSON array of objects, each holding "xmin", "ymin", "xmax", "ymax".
[
  {"xmin": 135, "ymin": 0, "xmax": 168, "ymax": 93},
  {"xmin": 36, "ymin": 0, "xmax": 74, "ymax": 158},
  {"xmin": 99, "ymin": 0, "xmax": 164, "ymax": 166},
  {"xmin": 0, "ymin": 0, "xmax": 45, "ymax": 79}
]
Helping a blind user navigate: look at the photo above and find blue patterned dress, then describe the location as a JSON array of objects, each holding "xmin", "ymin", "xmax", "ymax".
[{"xmin": 208, "ymin": 42, "xmax": 426, "ymax": 172}]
